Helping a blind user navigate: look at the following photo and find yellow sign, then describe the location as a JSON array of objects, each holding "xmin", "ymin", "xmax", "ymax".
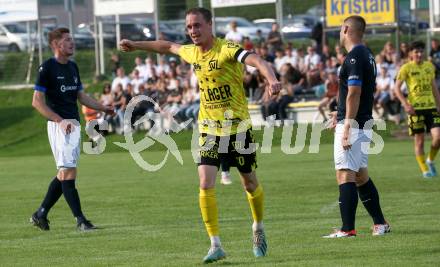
[{"xmin": 326, "ymin": 0, "xmax": 396, "ymax": 27}]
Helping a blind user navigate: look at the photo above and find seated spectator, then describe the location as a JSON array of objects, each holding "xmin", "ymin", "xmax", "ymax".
[
  {"xmin": 111, "ymin": 67, "xmax": 130, "ymax": 92},
  {"xmin": 259, "ymin": 80, "xmax": 279, "ymax": 121},
  {"xmin": 260, "ymin": 46, "xmax": 275, "ymax": 64},
  {"xmin": 112, "ymin": 83, "xmax": 128, "ymax": 134},
  {"xmin": 381, "ymin": 41, "xmax": 397, "ymax": 65},
  {"xmin": 399, "ymin": 42, "xmax": 409, "ymax": 63},
  {"xmin": 277, "ymin": 75, "xmax": 294, "ymax": 122},
  {"xmin": 281, "ymin": 46, "xmax": 298, "ymax": 69},
  {"xmin": 318, "ymin": 69, "xmax": 339, "ymax": 121},
  {"xmin": 82, "ymin": 95, "xmax": 103, "ymax": 146},
  {"xmin": 304, "ymin": 45, "xmax": 322, "ymax": 87},
  {"xmin": 243, "ymin": 37, "xmax": 254, "ymax": 50},
  {"xmin": 131, "ymin": 69, "xmax": 144, "ymax": 95},
  {"xmin": 280, "ymin": 63, "xmax": 305, "ymax": 98},
  {"xmin": 274, "ymin": 49, "xmax": 285, "ymax": 73},
  {"xmin": 156, "ymin": 55, "xmax": 171, "ymax": 76},
  {"xmin": 139, "ymin": 56, "xmax": 157, "ymax": 81},
  {"xmin": 374, "ymin": 65, "xmax": 394, "ymax": 119},
  {"xmin": 132, "ymin": 56, "xmax": 145, "ymax": 78}
]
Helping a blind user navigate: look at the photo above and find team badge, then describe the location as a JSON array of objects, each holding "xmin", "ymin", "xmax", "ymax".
[{"xmin": 350, "ymin": 58, "xmax": 356, "ymax": 64}]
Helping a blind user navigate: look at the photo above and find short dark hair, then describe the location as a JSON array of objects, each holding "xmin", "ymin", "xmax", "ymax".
[
  {"xmin": 48, "ymin": 27, "xmax": 70, "ymax": 45},
  {"xmin": 409, "ymin": 40, "xmax": 425, "ymax": 51},
  {"xmin": 344, "ymin": 15, "xmax": 366, "ymax": 34},
  {"xmin": 185, "ymin": 7, "xmax": 212, "ymax": 22}
]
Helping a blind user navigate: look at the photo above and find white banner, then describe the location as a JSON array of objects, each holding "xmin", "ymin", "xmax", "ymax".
[
  {"xmin": 211, "ymin": 0, "xmax": 276, "ymax": 8},
  {"xmin": 0, "ymin": 0, "xmax": 38, "ymax": 23},
  {"xmin": 94, "ymin": 0, "xmax": 154, "ymax": 16}
]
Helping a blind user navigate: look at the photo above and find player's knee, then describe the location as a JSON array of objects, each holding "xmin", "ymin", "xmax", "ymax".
[{"xmin": 57, "ymin": 167, "xmax": 76, "ymax": 180}]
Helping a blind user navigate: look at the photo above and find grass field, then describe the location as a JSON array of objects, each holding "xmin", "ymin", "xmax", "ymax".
[{"xmin": 1, "ymin": 140, "xmax": 439, "ymax": 266}]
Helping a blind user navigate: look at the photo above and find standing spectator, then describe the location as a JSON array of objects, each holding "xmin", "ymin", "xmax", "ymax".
[
  {"xmin": 111, "ymin": 67, "xmax": 130, "ymax": 92},
  {"xmin": 311, "ymin": 22, "xmax": 323, "ymax": 53},
  {"xmin": 225, "ymin": 20, "xmax": 243, "ymax": 44},
  {"xmin": 266, "ymin": 22, "xmax": 283, "ymax": 55}
]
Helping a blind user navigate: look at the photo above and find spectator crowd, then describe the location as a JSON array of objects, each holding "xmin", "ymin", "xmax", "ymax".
[{"xmin": 85, "ymin": 21, "xmax": 440, "ymax": 134}]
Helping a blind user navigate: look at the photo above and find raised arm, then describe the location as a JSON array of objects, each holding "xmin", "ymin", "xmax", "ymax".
[
  {"xmin": 120, "ymin": 39, "xmax": 181, "ymax": 55},
  {"xmin": 244, "ymin": 54, "xmax": 281, "ymax": 95}
]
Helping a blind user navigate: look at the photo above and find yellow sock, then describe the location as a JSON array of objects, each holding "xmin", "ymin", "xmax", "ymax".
[
  {"xmin": 199, "ymin": 188, "xmax": 219, "ymax": 237},
  {"xmin": 246, "ymin": 184, "xmax": 264, "ymax": 223},
  {"xmin": 428, "ymin": 147, "xmax": 439, "ymax": 162},
  {"xmin": 416, "ymin": 155, "xmax": 429, "ymax": 172}
]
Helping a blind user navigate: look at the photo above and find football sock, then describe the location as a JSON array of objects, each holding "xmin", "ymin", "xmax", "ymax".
[
  {"xmin": 246, "ymin": 184, "xmax": 264, "ymax": 224},
  {"xmin": 37, "ymin": 177, "xmax": 62, "ymax": 218},
  {"xmin": 416, "ymin": 155, "xmax": 429, "ymax": 172},
  {"xmin": 357, "ymin": 178, "xmax": 386, "ymax": 225},
  {"xmin": 339, "ymin": 182, "xmax": 358, "ymax": 232},
  {"xmin": 199, "ymin": 188, "xmax": 219, "ymax": 237},
  {"xmin": 210, "ymin": 236, "xmax": 221, "ymax": 248},
  {"xmin": 428, "ymin": 147, "xmax": 439, "ymax": 162},
  {"xmin": 61, "ymin": 180, "xmax": 84, "ymax": 219}
]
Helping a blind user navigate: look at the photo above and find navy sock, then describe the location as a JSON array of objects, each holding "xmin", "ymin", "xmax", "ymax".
[
  {"xmin": 358, "ymin": 178, "xmax": 386, "ymax": 225},
  {"xmin": 61, "ymin": 180, "xmax": 84, "ymax": 219},
  {"xmin": 339, "ymin": 182, "xmax": 358, "ymax": 231},
  {"xmin": 37, "ymin": 177, "xmax": 63, "ymax": 218}
]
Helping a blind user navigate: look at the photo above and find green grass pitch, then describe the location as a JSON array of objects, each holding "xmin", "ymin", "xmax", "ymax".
[{"xmin": 1, "ymin": 141, "xmax": 439, "ymax": 266}]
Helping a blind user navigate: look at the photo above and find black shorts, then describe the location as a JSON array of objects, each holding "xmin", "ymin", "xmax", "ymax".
[
  {"xmin": 198, "ymin": 129, "xmax": 257, "ymax": 173},
  {"xmin": 408, "ymin": 109, "xmax": 440, "ymax": 136}
]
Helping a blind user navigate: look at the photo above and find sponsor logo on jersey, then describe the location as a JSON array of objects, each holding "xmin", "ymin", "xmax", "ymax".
[
  {"xmin": 193, "ymin": 63, "xmax": 202, "ymax": 71},
  {"xmin": 208, "ymin": 59, "xmax": 221, "ymax": 71},
  {"xmin": 60, "ymin": 85, "xmax": 79, "ymax": 93},
  {"xmin": 201, "ymin": 84, "xmax": 233, "ymax": 102}
]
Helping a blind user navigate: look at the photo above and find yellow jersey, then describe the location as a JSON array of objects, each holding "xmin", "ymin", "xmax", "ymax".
[
  {"xmin": 396, "ymin": 61, "xmax": 436, "ymax": 110},
  {"xmin": 178, "ymin": 38, "xmax": 251, "ymax": 136}
]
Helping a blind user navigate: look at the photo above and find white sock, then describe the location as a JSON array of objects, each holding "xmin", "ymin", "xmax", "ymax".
[
  {"xmin": 210, "ymin": 236, "xmax": 221, "ymax": 247},
  {"xmin": 252, "ymin": 221, "xmax": 264, "ymax": 232},
  {"xmin": 221, "ymin": 171, "xmax": 229, "ymax": 177}
]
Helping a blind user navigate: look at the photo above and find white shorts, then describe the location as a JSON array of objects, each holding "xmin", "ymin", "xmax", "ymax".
[
  {"xmin": 47, "ymin": 121, "xmax": 81, "ymax": 169},
  {"xmin": 334, "ymin": 124, "xmax": 372, "ymax": 172}
]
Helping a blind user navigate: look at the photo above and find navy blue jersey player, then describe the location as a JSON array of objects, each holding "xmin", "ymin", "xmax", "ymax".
[
  {"xmin": 30, "ymin": 28, "xmax": 114, "ymax": 231},
  {"xmin": 324, "ymin": 16, "xmax": 390, "ymax": 238}
]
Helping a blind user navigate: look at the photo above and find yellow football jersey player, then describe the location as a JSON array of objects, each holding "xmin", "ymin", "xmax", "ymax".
[{"xmin": 179, "ymin": 38, "xmax": 251, "ymax": 136}]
